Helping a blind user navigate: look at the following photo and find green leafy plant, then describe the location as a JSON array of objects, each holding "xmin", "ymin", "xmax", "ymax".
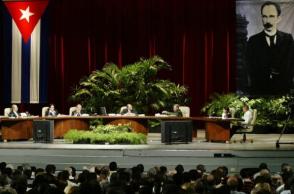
[
  {"xmin": 201, "ymin": 93, "xmax": 244, "ymax": 117},
  {"xmin": 64, "ymin": 125, "xmax": 147, "ymax": 145},
  {"xmin": 71, "ymin": 56, "xmax": 188, "ymax": 114},
  {"xmin": 201, "ymin": 93, "xmax": 294, "ymax": 130}
]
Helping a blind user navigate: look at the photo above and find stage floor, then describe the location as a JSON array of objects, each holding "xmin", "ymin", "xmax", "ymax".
[
  {"xmin": 0, "ymin": 130, "xmax": 294, "ymax": 150},
  {"xmin": 0, "ymin": 130, "xmax": 294, "ymax": 172}
]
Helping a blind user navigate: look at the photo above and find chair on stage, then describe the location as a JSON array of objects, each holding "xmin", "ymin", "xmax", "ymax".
[
  {"xmin": 236, "ymin": 109, "xmax": 257, "ymax": 143},
  {"xmin": 4, "ymin": 108, "xmax": 11, "ymax": 117},
  {"xmin": 69, "ymin": 107, "xmax": 77, "ymax": 116},
  {"xmin": 179, "ymin": 106, "xmax": 190, "ymax": 117},
  {"xmin": 119, "ymin": 106, "xmax": 127, "ymax": 114},
  {"xmin": 42, "ymin": 107, "xmax": 49, "ymax": 117}
]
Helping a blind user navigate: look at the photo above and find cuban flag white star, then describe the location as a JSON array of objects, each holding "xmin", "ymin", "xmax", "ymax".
[{"xmin": 19, "ymin": 6, "xmax": 34, "ymax": 23}]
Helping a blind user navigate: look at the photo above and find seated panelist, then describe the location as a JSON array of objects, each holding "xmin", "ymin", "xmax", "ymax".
[
  {"xmin": 162, "ymin": 104, "xmax": 183, "ymax": 117},
  {"xmin": 8, "ymin": 104, "xmax": 21, "ymax": 118},
  {"xmin": 222, "ymin": 107, "xmax": 232, "ymax": 119},
  {"xmin": 240, "ymin": 104, "xmax": 253, "ymax": 128},
  {"xmin": 231, "ymin": 104, "xmax": 253, "ymax": 137},
  {"xmin": 120, "ymin": 104, "xmax": 137, "ymax": 115},
  {"xmin": 71, "ymin": 104, "xmax": 83, "ymax": 116},
  {"xmin": 45, "ymin": 104, "xmax": 59, "ymax": 117}
]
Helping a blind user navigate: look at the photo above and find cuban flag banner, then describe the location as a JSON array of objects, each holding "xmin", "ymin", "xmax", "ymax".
[{"xmin": 2, "ymin": 0, "xmax": 49, "ymax": 104}]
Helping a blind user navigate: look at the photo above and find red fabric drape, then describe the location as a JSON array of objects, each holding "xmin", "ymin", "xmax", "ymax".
[{"xmin": 47, "ymin": 0, "xmax": 236, "ymax": 115}]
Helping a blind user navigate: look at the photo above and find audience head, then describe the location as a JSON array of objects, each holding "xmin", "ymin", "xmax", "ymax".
[
  {"xmin": 57, "ymin": 170, "xmax": 70, "ymax": 181},
  {"xmin": 100, "ymin": 166, "xmax": 110, "ymax": 179},
  {"xmin": 227, "ymin": 175, "xmax": 239, "ymax": 191},
  {"xmin": 69, "ymin": 166, "xmax": 77, "ymax": 178},
  {"xmin": 255, "ymin": 171, "xmax": 271, "ymax": 185},
  {"xmin": 196, "ymin": 164, "xmax": 206, "ymax": 174},
  {"xmin": 109, "ymin": 161, "xmax": 117, "ymax": 171},
  {"xmin": 45, "ymin": 164, "xmax": 56, "ymax": 175},
  {"xmin": 160, "ymin": 166, "xmax": 167, "ymax": 175},
  {"xmin": 137, "ymin": 164, "xmax": 144, "ymax": 173},
  {"xmin": 189, "ymin": 169, "xmax": 201, "ymax": 181},
  {"xmin": 204, "ymin": 174, "xmax": 215, "ymax": 185},
  {"xmin": 259, "ymin": 163, "xmax": 268, "ymax": 171},
  {"xmin": 217, "ymin": 165, "xmax": 229, "ymax": 177},
  {"xmin": 175, "ymin": 164, "xmax": 184, "ymax": 174},
  {"xmin": 281, "ymin": 163, "xmax": 290, "ymax": 171}
]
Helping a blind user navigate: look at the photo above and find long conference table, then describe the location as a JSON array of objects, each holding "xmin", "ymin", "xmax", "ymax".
[{"xmin": 0, "ymin": 116, "xmax": 241, "ymax": 142}]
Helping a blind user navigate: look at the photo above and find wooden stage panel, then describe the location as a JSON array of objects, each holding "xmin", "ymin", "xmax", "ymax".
[
  {"xmin": 0, "ymin": 116, "xmax": 239, "ymax": 141},
  {"xmin": 205, "ymin": 121, "xmax": 231, "ymax": 142},
  {"xmin": 1, "ymin": 119, "xmax": 33, "ymax": 140},
  {"xmin": 52, "ymin": 118, "xmax": 90, "ymax": 138}
]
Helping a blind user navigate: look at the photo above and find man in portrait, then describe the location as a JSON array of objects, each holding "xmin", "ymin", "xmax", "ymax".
[{"xmin": 246, "ymin": 1, "xmax": 294, "ymax": 95}]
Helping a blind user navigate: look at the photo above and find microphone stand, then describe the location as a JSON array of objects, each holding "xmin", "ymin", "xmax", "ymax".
[{"xmin": 276, "ymin": 106, "xmax": 294, "ymax": 148}]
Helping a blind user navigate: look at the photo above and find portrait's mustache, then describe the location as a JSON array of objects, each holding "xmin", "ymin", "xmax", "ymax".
[{"xmin": 264, "ymin": 23, "xmax": 273, "ymax": 28}]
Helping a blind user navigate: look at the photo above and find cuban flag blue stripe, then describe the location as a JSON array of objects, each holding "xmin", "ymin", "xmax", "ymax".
[
  {"xmin": 39, "ymin": 9, "xmax": 49, "ymax": 103},
  {"xmin": 21, "ymin": 39, "xmax": 31, "ymax": 103},
  {"xmin": 3, "ymin": 8, "xmax": 12, "ymax": 104}
]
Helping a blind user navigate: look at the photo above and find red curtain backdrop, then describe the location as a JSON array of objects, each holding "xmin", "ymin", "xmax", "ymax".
[
  {"xmin": 48, "ymin": 0, "xmax": 236, "ymax": 115},
  {"xmin": 22, "ymin": 0, "xmax": 236, "ymax": 115}
]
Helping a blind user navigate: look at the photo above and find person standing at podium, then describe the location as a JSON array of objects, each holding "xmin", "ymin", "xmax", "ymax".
[
  {"xmin": 45, "ymin": 104, "xmax": 59, "ymax": 116},
  {"xmin": 71, "ymin": 104, "xmax": 83, "ymax": 116},
  {"xmin": 8, "ymin": 104, "xmax": 20, "ymax": 118}
]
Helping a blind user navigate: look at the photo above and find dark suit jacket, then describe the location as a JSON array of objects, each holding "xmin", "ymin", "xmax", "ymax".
[
  {"xmin": 71, "ymin": 110, "xmax": 83, "ymax": 116},
  {"xmin": 166, "ymin": 110, "xmax": 183, "ymax": 117},
  {"xmin": 246, "ymin": 30, "xmax": 294, "ymax": 95},
  {"xmin": 45, "ymin": 110, "xmax": 58, "ymax": 116},
  {"xmin": 8, "ymin": 111, "xmax": 20, "ymax": 118},
  {"xmin": 121, "ymin": 109, "xmax": 137, "ymax": 115}
]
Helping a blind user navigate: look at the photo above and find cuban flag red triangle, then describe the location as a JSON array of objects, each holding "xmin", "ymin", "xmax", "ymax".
[{"xmin": 4, "ymin": 0, "xmax": 49, "ymax": 42}]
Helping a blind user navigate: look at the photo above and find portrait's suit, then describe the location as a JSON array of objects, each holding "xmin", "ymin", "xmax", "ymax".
[{"xmin": 246, "ymin": 30, "xmax": 294, "ymax": 95}]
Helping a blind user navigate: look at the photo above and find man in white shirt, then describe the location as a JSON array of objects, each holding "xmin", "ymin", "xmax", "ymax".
[
  {"xmin": 241, "ymin": 104, "xmax": 253, "ymax": 128},
  {"xmin": 231, "ymin": 104, "xmax": 253, "ymax": 138}
]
